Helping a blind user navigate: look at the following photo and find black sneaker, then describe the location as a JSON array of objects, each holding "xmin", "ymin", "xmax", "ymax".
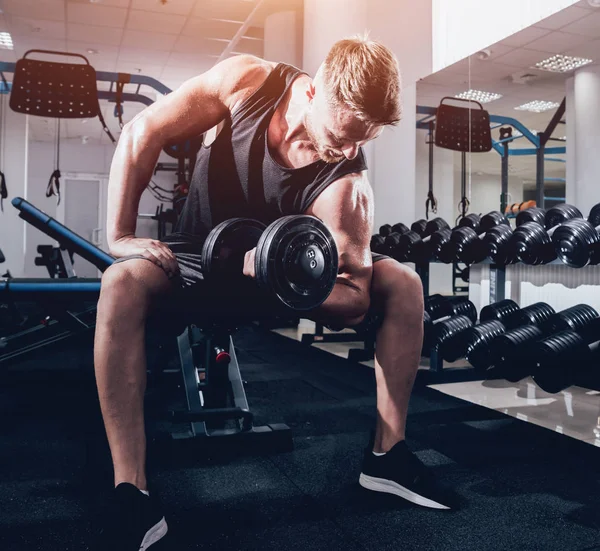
[
  {"xmin": 359, "ymin": 440, "xmax": 453, "ymax": 510},
  {"xmin": 99, "ymin": 483, "xmax": 168, "ymax": 550}
]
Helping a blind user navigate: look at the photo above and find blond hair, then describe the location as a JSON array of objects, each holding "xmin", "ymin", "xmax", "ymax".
[{"xmin": 322, "ymin": 35, "xmax": 402, "ymax": 126}]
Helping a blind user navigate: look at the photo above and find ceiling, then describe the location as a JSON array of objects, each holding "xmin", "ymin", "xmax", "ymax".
[
  {"xmin": 0, "ymin": 0, "xmax": 302, "ymax": 143},
  {"xmin": 417, "ymin": 0, "xmax": 600, "ymax": 185}
]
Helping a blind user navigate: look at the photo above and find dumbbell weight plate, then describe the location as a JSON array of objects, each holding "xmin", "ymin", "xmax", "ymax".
[
  {"xmin": 516, "ymin": 207, "xmax": 546, "ymax": 227},
  {"xmin": 201, "ymin": 218, "xmax": 267, "ymax": 279},
  {"xmin": 255, "ymin": 215, "xmax": 338, "ymax": 311}
]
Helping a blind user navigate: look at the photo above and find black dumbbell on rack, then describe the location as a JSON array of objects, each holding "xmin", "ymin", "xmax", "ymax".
[
  {"xmin": 451, "ymin": 211, "xmax": 510, "ymax": 265},
  {"xmin": 423, "ymin": 295, "xmax": 477, "ymax": 356},
  {"xmin": 551, "ymin": 203, "xmax": 600, "ymax": 268},
  {"xmin": 488, "ymin": 304, "xmax": 599, "ymax": 384},
  {"xmin": 396, "ymin": 217, "xmax": 451, "ymax": 263},
  {"xmin": 509, "ymin": 204, "xmax": 583, "ymax": 265},
  {"xmin": 529, "ymin": 316, "xmax": 600, "ymax": 394},
  {"xmin": 434, "ymin": 300, "xmax": 560, "ymax": 371}
]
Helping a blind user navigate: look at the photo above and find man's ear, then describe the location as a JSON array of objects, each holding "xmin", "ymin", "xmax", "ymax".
[{"xmin": 306, "ymin": 82, "xmax": 316, "ymax": 101}]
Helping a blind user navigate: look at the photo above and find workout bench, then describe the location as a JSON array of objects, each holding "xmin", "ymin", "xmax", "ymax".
[{"xmin": 1, "ymin": 197, "xmax": 293, "ymax": 452}]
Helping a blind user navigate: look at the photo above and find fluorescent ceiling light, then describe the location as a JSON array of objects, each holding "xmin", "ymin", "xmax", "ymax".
[
  {"xmin": 0, "ymin": 32, "xmax": 13, "ymax": 50},
  {"xmin": 454, "ymin": 89, "xmax": 503, "ymax": 103},
  {"xmin": 534, "ymin": 54, "xmax": 593, "ymax": 73},
  {"xmin": 515, "ymin": 100, "xmax": 560, "ymax": 113}
]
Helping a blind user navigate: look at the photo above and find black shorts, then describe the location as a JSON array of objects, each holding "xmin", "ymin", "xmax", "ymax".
[{"xmin": 113, "ymin": 232, "xmax": 391, "ymax": 328}]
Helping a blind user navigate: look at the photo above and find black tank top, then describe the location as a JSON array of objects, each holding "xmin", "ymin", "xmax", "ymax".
[{"xmin": 174, "ymin": 63, "xmax": 368, "ymax": 238}]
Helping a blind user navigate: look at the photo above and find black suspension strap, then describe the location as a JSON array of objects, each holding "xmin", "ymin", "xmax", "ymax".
[
  {"xmin": 115, "ymin": 73, "xmax": 130, "ymax": 130},
  {"xmin": 425, "ymin": 120, "xmax": 437, "ymax": 218},
  {"xmin": 47, "ymin": 118, "xmax": 61, "ymax": 206},
  {"xmin": 98, "ymin": 108, "xmax": 117, "ymax": 144},
  {"xmin": 0, "ymin": 80, "xmax": 6, "ymax": 213},
  {"xmin": 456, "ymin": 151, "xmax": 470, "ymax": 224}
]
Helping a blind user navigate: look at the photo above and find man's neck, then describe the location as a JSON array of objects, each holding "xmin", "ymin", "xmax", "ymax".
[{"xmin": 275, "ymin": 75, "xmax": 312, "ymax": 146}]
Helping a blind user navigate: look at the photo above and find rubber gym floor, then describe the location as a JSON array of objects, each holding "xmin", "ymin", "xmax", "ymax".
[{"xmin": 1, "ymin": 325, "xmax": 600, "ymax": 551}]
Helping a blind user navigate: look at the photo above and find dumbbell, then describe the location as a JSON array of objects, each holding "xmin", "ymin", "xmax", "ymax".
[
  {"xmin": 516, "ymin": 207, "xmax": 546, "ymax": 227},
  {"xmin": 423, "ymin": 295, "xmax": 477, "ymax": 356},
  {"xmin": 529, "ymin": 317, "xmax": 600, "ymax": 393},
  {"xmin": 451, "ymin": 211, "xmax": 510, "ymax": 264},
  {"xmin": 509, "ymin": 204, "xmax": 583, "ymax": 265},
  {"xmin": 395, "ymin": 217, "xmax": 450, "ymax": 262},
  {"xmin": 201, "ymin": 216, "xmax": 338, "ymax": 311},
  {"xmin": 435, "ymin": 299, "xmax": 520, "ymax": 368},
  {"xmin": 437, "ymin": 300, "xmax": 557, "ymax": 370},
  {"xmin": 371, "ymin": 223, "xmax": 410, "ymax": 256},
  {"xmin": 551, "ymin": 202, "xmax": 600, "ymax": 268},
  {"xmin": 489, "ymin": 304, "xmax": 598, "ymax": 383}
]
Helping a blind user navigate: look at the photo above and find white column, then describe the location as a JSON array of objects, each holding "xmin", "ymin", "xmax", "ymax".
[
  {"xmin": 264, "ymin": 10, "xmax": 302, "ymax": 68},
  {"xmin": 0, "ymin": 95, "xmax": 28, "ymax": 277},
  {"xmin": 570, "ymin": 64, "xmax": 600, "ymax": 213},
  {"xmin": 303, "ymin": 0, "xmax": 368, "ymax": 77},
  {"xmin": 565, "ymin": 76, "xmax": 576, "ymax": 206}
]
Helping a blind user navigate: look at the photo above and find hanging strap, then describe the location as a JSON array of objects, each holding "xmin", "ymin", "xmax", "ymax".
[
  {"xmin": 0, "ymin": 75, "xmax": 6, "ymax": 212},
  {"xmin": 47, "ymin": 119, "xmax": 61, "ymax": 206},
  {"xmin": 98, "ymin": 108, "xmax": 117, "ymax": 144},
  {"xmin": 114, "ymin": 73, "xmax": 130, "ymax": 130},
  {"xmin": 425, "ymin": 121, "xmax": 437, "ymax": 218},
  {"xmin": 0, "ymin": 172, "xmax": 6, "ymax": 213}
]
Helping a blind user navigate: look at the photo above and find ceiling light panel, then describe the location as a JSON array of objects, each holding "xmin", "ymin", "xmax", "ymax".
[
  {"xmin": 454, "ymin": 89, "xmax": 503, "ymax": 103},
  {"xmin": 515, "ymin": 100, "xmax": 560, "ymax": 113},
  {"xmin": 534, "ymin": 54, "xmax": 593, "ymax": 73}
]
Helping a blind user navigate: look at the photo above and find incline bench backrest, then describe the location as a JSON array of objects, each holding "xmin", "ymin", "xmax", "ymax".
[{"xmin": 12, "ymin": 197, "xmax": 115, "ymax": 272}]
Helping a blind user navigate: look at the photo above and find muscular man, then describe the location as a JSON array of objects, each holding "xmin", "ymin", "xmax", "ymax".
[{"xmin": 97, "ymin": 36, "xmax": 451, "ymax": 550}]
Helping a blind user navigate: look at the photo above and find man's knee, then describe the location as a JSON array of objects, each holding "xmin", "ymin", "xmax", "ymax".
[
  {"xmin": 372, "ymin": 259, "xmax": 423, "ymax": 316},
  {"xmin": 99, "ymin": 260, "xmax": 169, "ymax": 314}
]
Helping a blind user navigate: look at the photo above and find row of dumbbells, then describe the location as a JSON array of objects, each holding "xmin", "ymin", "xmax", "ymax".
[
  {"xmin": 423, "ymin": 294, "xmax": 600, "ymax": 394},
  {"xmin": 371, "ymin": 202, "xmax": 600, "ymax": 267}
]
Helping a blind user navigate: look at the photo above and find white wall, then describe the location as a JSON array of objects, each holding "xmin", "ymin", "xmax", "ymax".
[
  {"xmin": 453, "ymin": 169, "xmax": 525, "ymax": 218},
  {"xmin": 264, "ymin": 10, "xmax": 303, "ymax": 68},
  {"xmin": 0, "ymin": 95, "xmax": 28, "ymax": 277},
  {"xmin": 432, "ymin": 0, "xmax": 579, "ymax": 72}
]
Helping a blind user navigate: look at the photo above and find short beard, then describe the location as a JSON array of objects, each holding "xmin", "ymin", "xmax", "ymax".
[{"xmin": 305, "ymin": 114, "xmax": 344, "ymax": 164}]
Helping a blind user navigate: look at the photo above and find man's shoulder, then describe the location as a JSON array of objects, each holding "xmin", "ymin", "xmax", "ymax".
[{"xmin": 223, "ymin": 56, "xmax": 278, "ymax": 112}]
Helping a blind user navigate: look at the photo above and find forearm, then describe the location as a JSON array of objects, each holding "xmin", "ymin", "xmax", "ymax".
[{"xmin": 106, "ymin": 126, "xmax": 162, "ymax": 248}]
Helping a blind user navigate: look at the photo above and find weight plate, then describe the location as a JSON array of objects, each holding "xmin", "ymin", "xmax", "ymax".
[
  {"xmin": 255, "ymin": 215, "xmax": 338, "ymax": 311},
  {"xmin": 201, "ymin": 218, "xmax": 267, "ymax": 279}
]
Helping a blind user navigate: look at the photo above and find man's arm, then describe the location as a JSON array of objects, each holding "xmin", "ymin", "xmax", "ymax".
[
  {"xmin": 306, "ymin": 173, "xmax": 374, "ymax": 325},
  {"xmin": 106, "ymin": 55, "xmax": 272, "ymax": 252}
]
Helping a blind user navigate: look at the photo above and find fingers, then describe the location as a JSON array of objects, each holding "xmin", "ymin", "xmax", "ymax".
[
  {"xmin": 141, "ymin": 243, "xmax": 179, "ymax": 279},
  {"xmin": 243, "ymin": 248, "xmax": 256, "ymax": 278}
]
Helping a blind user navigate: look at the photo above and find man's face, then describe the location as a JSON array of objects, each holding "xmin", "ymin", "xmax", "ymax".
[{"xmin": 304, "ymin": 80, "xmax": 383, "ymax": 164}]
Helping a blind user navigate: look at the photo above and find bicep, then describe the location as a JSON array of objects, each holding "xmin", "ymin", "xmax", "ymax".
[{"xmin": 311, "ymin": 175, "xmax": 374, "ymax": 288}]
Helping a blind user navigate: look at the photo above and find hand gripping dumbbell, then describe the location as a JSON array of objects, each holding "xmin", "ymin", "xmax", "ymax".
[
  {"xmin": 509, "ymin": 203, "xmax": 583, "ymax": 265},
  {"xmin": 201, "ymin": 216, "xmax": 338, "ymax": 311},
  {"xmin": 551, "ymin": 202, "xmax": 600, "ymax": 268}
]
